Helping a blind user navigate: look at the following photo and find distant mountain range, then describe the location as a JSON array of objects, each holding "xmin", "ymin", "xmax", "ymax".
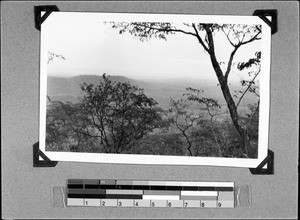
[{"xmin": 47, "ymin": 74, "xmax": 258, "ymax": 110}]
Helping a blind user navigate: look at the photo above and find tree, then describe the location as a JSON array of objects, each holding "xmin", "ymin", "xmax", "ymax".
[
  {"xmin": 184, "ymin": 87, "xmax": 223, "ymax": 156},
  {"xmin": 46, "ymin": 74, "xmax": 161, "ymax": 153},
  {"xmin": 235, "ymin": 51, "xmax": 261, "ymax": 157},
  {"xmin": 107, "ymin": 21, "xmax": 262, "ymax": 151},
  {"xmin": 79, "ymin": 74, "xmax": 161, "ymax": 153},
  {"xmin": 169, "ymin": 97, "xmax": 202, "ymax": 156},
  {"xmin": 46, "ymin": 101, "xmax": 99, "ymax": 152},
  {"xmin": 169, "ymin": 87, "xmax": 222, "ymax": 156}
]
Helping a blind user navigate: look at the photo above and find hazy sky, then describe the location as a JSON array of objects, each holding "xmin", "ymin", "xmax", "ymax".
[{"xmin": 43, "ymin": 12, "xmax": 261, "ymax": 83}]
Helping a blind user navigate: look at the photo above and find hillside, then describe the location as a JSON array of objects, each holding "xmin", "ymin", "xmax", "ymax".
[{"xmin": 47, "ymin": 74, "xmax": 258, "ymax": 111}]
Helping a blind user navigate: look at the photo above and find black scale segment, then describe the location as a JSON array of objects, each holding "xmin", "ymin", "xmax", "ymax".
[
  {"xmin": 166, "ymin": 186, "xmax": 183, "ymax": 191},
  {"xmin": 150, "ymin": 185, "xmax": 166, "ymax": 190},
  {"xmin": 182, "ymin": 186, "xmax": 199, "ymax": 191},
  {"xmin": 197, "ymin": 187, "xmax": 216, "ymax": 191},
  {"xmin": 117, "ymin": 185, "xmax": 133, "ymax": 190},
  {"xmin": 132, "ymin": 185, "xmax": 150, "ymax": 190},
  {"xmin": 100, "ymin": 184, "xmax": 117, "ymax": 189},
  {"xmin": 68, "ymin": 179, "xmax": 84, "ymax": 189},
  {"xmin": 216, "ymin": 187, "xmax": 234, "ymax": 191},
  {"xmin": 104, "ymin": 194, "xmax": 142, "ymax": 199},
  {"xmin": 67, "ymin": 189, "xmax": 106, "ymax": 198},
  {"xmin": 68, "ymin": 184, "xmax": 84, "ymax": 189}
]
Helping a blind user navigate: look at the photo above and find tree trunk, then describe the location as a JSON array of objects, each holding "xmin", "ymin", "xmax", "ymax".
[
  {"xmin": 208, "ymin": 52, "xmax": 248, "ymax": 152},
  {"xmin": 219, "ymin": 81, "xmax": 245, "ymax": 137},
  {"xmin": 220, "ymin": 77, "xmax": 249, "ymax": 152}
]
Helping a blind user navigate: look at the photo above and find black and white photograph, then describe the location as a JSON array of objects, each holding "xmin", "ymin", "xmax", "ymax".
[{"xmin": 39, "ymin": 12, "xmax": 271, "ymax": 167}]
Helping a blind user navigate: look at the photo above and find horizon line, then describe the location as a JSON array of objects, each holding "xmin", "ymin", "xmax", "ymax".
[{"xmin": 47, "ymin": 73, "xmax": 243, "ymax": 83}]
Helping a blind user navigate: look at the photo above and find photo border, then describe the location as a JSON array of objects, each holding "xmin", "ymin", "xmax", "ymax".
[{"xmin": 39, "ymin": 12, "xmax": 271, "ymax": 168}]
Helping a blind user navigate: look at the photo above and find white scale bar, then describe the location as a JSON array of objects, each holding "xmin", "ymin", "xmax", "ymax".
[
  {"xmin": 67, "ymin": 198, "xmax": 234, "ymax": 208},
  {"xmin": 134, "ymin": 199, "xmax": 151, "ymax": 207},
  {"xmin": 117, "ymin": 199, "xmax": 134, "ymax": 207},
  {"xmin": 106, "ymin": 189, "xmax": 143, "ymax": 194},
  {"xmin": 148, "ymin": 181, "xmax": 166, "ymax": 186},
  {"xmin": 143, "ymin": 195, "xmax": 180, "ymax": 200},
  {"xmin": 165, "ymin": 181, "xmax": 234, "ymax": 187}
]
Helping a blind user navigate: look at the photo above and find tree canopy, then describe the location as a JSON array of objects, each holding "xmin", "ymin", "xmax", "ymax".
[{"xmin": 46, "ymin": 74, "xmax": 161, "ymax": 153}]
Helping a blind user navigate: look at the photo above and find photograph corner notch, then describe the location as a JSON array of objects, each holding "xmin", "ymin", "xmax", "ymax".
[
  {"xmin": 34, "ymin": 5, "xmax": 60, "ymax": 31},
  {"xmin": 249, "ymin": 149, "xmax": 274, "ymax": 175},
  {"xmin": 33, "ymin": 142, "xmax": 58, "ymax": 167},
  {"xmin": 252, "ymin": 9, "xmax": 278, "ymax": 35}
]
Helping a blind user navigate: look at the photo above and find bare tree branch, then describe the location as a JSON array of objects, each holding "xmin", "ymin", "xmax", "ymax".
[
  {"xmin": 240, "ymin": 29, "xmax": 261, "ymax": 46},
  {"xmin": 222, "ymin": 27, "xmax": 236, "ymax": 47},
  {"xmin": 225, "ymin": 46, "xmax": 239, "ymax": 79},
  {"xmin": 136, "ymin": 23, "xmax": 197, "ymax": 38},
  {"xmin": 192, "ymin": 23, "xmax": 209, "ymax": 52}
]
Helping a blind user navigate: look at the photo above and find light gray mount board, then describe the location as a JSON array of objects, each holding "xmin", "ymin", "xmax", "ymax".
[{"xmin": 1, "ymin": 1, "xmax": 298, "ymax": 219}]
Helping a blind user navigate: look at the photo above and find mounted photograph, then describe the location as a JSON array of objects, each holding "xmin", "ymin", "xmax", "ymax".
[{"xmin": 39, "ymin": 12, "xmax": 271, "ymax": 167}]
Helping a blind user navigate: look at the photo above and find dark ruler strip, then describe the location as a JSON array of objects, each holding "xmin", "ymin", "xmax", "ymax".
[
  {"xmin": 105, "ymin": 194, "xmax": 143, "ymax": 199},
  {"xmin": 150, "ymin": 185, "xmax": 166, "ymax": 190},
  {"xmin": 133, "ymin": 185, "xmax": 150, "ymax": 190},
  {"xmin": 197, "ymin": 187, "xmax": 216, "ymax": 191},
  {"xmin": 85, "ymin": 184, "xmax": 100, "ymax": 189},
  {"xmin": 68, "ymin": 189, "xmax": 106, "ymax": 194},
  {"xmin": 68, "ymin": 184, "xmax": 84, "ymax": 189},
  {"xmin": 182, "ymin": 186, "xmax": 199, "ymax": 191},
  {"xmin": 216, "ymin": 187, "xmax": 234, "ymax": 191},
  {"xmin": 166, "ymin": 186, "xmax": 183, "ymax": 191},
  {"xmin": 100, "ymin": 184, "xmax": 117, "ymax": 189},
  {"xmin": 68, "ymin": 194, "xmax": 104, "ymax": 199},
  {"xmin": 68, "ymin": 194, "xmax": 143, "ymax": 199},
  {"xmin": 117, "ymin": 185, "xmax": 133, "ymax": 190}
]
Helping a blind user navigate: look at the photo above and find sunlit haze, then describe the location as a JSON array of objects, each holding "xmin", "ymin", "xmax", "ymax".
[{"xmin": 44, "ymin": 12, "xmax": 261, "ymax": 84}]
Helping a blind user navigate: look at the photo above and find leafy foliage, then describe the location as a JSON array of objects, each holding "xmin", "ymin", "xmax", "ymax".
[
  {"xmin": 46, "ymin": 102, "xmax": 98, "ymax": 152},
  {"xmin": 184, "ymin": 87, "xmax": 221, "ymax": 110},
  {"xmin": 132, "ymin": 133, "xmax": 186, "ymax": 156},
  {"xmin": 167, "ymin": 87, "xmax": 223, "ymax": 156},
  {"xmin": 107, "ymin": 22, "xmax": 261, "ymax": 47},
  {"xmin": 108, "ymin": 22, "xmax": 175, "ymax": 41},
  {"xmin": 46, "ymin": 82, "xmax": 259, "ymax": 158},
  {"xmin": 237, "ymin": 51, "xmax": 261, "ymax": 70},
  {"xmin": 46, "ymin": 74, "xmax": 161, "ymax": 153}
]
